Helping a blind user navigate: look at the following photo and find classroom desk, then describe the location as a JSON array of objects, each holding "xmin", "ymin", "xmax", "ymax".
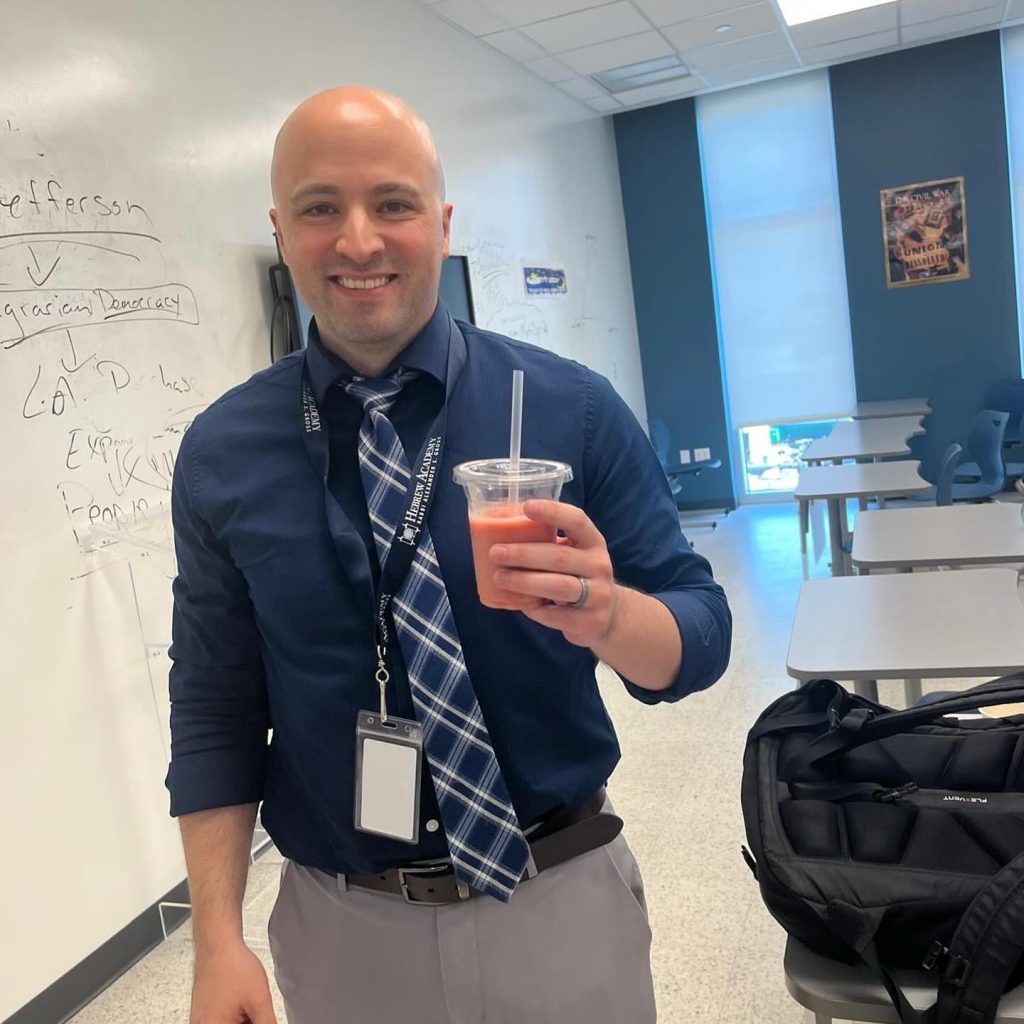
[
  {"xmin": 802, "ymin": 416, "xmax": 924, "ymax": 464},
  {"xmin": 852, "ymin": 502, "xmax": 1024, "ymax": 572},
  {"xmin": 793, "ymin": 462, "xmax": 932, "ymax": 575},
  {"xmin": 850, "ymin": 397, "xmax": 930, "ymax": 420},
  {"xmin": 787, "ymin": 568, "xmax": 1024, "ymax": 704}
]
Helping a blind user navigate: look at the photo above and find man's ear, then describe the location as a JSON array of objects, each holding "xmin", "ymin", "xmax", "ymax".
[
  {"xmin": 270, "ymin": 209, "xmax": 288, "ymax": 262},
  {"xmin": 441, "ymin": 202, "xmax": 453, "ymax": 258}
]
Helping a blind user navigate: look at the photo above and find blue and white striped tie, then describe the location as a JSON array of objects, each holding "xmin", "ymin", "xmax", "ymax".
[{"xmin": 345, "ymin": 371, "xmax": 530, "ymax": 901}]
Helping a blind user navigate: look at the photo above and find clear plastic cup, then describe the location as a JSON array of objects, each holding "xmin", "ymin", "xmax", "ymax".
[{"xmin": 452, "ymin": 458, "xmax": 573, "ymax": 610}]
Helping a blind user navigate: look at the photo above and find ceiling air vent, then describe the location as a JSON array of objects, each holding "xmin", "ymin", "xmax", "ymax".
[{"xmin": 592, "ymin": 55, "xmax": 691, "ymax": 95}]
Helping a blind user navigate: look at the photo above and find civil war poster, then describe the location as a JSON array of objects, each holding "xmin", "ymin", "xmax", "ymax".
[{"xmin": 880, "ymin": 176, "xmax": 969, "ymax": 288}]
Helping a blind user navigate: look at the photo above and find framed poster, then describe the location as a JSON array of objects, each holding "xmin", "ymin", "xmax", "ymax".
[{"xmin": 880, "ymin": 176, "xmax": 969, "ymax": 288}]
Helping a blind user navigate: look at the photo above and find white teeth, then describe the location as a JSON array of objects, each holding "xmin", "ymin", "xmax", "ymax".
[{"xmin": 337, "ymin": 276, "xmax": 390, "ymax": 290}]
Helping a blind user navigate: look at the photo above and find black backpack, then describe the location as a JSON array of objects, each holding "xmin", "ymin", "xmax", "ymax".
[{"xmin": 741, "ymin": 675, "xmax": 1024, "ymax": 1024}]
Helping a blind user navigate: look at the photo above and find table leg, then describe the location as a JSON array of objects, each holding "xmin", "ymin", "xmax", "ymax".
[
  {"xmin": 904, "ymin": 678, "xmax": 923, "ymax": 705},
  {"xmin": 837, "ymin": 499, "xmax": 851, "ymax": 574},
  {"xmin": 873, "ymin": 456, "xmax": 886, "ymax": 509},
  {"xmin": 827, "ymin": 498, "xmax": 848, "ymax": 577},
  {"xmin": 853, "ymin": 679, "xmax": 879, "ymax": 702},
  {"xmin": 798, "ymin": 498, "xmax": 809, "ymax": 553}
]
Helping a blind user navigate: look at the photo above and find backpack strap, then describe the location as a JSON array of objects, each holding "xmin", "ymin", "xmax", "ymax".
[
  {"xmin": 823, "ymin": 855, "xmax": 1024, "ymax": 1024},
  {"xmin": 825, "ymin": 900, "xmax": 936, "ymax": 1024},
  {"xmin": 783, "ymin": 675, "xmax": 1024, "ymax": 779},
  {"xmin": 931, "ymin": 851, "xmax": 1024, "ymax": 1024}
]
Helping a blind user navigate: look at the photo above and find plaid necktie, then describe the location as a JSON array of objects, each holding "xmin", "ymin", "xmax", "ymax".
[{"xmin": 345, "ymin": 371, "xmax": 530, "ymax": 901}]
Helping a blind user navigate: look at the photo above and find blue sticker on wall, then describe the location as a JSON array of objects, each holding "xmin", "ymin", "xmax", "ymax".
[{"xmin": 523, "ymin": 267, "xmax": 567, "ymax": 296}]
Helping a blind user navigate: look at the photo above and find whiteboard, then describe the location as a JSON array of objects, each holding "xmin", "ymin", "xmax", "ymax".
[{"xmin": 0, "ymin": 96, "xmax": 273, "ymax": 1019}]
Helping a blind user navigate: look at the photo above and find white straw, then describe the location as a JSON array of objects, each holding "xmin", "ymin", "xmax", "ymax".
[{"xmin": 509, "ymin": 370, "xmax": 524, "ymax": 507}]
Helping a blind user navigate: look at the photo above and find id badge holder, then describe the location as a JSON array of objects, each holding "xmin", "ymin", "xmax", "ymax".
[{"xmin": 354, "ymin": 648, "xmax": 423, "ymax": 844}]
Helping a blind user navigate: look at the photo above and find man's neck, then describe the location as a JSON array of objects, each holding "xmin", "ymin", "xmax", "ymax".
[
  {"xmin": 318, "ymin": 312, "xmax": 434, "ymax": 378},
  {"xmin": 326, "ymin": 339, "xmax": 407, "ymax": 378}
]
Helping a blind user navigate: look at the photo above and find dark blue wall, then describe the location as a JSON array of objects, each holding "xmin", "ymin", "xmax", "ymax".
[
  {"xmin": 830, "ymin": 32, "xmax": 1020, "ymax": 477},
  {"xmin": 614, "ymin": 99, "xmax": 735, "ymax": 511}
]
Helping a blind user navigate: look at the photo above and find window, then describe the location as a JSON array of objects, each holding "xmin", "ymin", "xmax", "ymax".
[
  {"xmin": 697, "ymin": 71, "xmax": 856, "ymax": 495},
  {"xmin": 1001, "ymin": 26, "xmax": 1024, "ymax": 372},
  {"xmin": 739, "ymin": 420, "xmax": 838, "ymax": 494}
]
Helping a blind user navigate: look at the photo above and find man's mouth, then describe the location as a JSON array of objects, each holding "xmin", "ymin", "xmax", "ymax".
[{"xmin": 329, "ymin": 274, "xmax": 397, "ymax": 291}]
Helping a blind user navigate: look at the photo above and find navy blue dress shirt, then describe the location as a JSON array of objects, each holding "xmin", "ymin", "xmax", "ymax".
[{"xmin": 166, "ymin": 302, "xmax": 731, "ymax": 874}]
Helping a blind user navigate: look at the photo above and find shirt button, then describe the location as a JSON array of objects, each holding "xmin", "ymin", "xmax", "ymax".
[{"xmin": 425, "ymin": 819, "xmax": 440, "ymax": 833}]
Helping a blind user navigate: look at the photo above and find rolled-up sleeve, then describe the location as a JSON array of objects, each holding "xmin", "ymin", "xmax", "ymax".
[
  {"xmin": 583, "ymin": 372, "xmax": 732, "ymax": 704},
  {"xmin": 165, "ymin": 428, "xmax": 269, "ymax": 816}
]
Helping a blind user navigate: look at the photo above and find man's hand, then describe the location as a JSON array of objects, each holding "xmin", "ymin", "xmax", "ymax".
[
  {"xmin": 488, "ymin": 499, "xmax": 619, "ymax": 647},
  {"xmin": 190, "ymin": 940, "xmax": 278, "ymax": 1024}
]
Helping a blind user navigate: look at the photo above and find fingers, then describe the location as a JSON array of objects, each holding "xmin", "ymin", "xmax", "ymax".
[
  {"xmin": 522, "ymin": 499, "xmax": 604, "ymax": 548},
  {"xmin": 493, "ymin": 568, "xmax": 589, "ymax": 606},
  {"xmin": 490, "ymin": 504, "xmax": 606, "ymax": 573}
]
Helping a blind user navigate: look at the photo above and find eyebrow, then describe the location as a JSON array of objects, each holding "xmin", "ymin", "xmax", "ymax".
[
  {"xmin": 289, "ymin": 181, "xmax": 424, "ymax": 204},
  {"xmin": 290, "ymin": 183, "xmax": 339, "ymax": 205}
]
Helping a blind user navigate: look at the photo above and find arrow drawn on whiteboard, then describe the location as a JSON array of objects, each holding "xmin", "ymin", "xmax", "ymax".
[
  {"xmin": 60, "ymin": 330, "xmax": 95, "ymax": 373},
  {"xmin": 26, "ymin": 244, "xmax": 61, "ymax": 287}
]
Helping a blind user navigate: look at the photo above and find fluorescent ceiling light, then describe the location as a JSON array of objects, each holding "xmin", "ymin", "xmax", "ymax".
[
  {"xmin": 776, "ymin": 0, "xmax": 894, "ymax": 26},
  {"xmin": 593, "ymin": 55, "xmax": 691, "ymax": 94}
]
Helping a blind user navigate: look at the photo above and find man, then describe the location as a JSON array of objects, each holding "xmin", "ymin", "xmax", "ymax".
[{"xmin": 167, "ymin": 86, "xmax": 731, "ymax": 1024}]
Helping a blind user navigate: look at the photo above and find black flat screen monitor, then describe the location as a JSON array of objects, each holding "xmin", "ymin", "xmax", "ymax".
[{"xmin": 439, "ymin": 254, "xmax": 475, "ymax": 324}]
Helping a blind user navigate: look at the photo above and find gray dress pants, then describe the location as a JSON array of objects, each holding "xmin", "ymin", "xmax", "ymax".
[{"xmin": 267, "ymin": 830, "xmax": 657, "ymax": 1023}]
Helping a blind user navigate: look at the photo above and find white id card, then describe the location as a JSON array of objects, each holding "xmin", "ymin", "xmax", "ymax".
[{"xmin": 354, "ymin": 711, "xmax": 423, "ymax": 843}]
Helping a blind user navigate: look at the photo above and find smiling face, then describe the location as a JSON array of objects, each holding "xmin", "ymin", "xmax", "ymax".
[{"xmin": 270, "ymin": 87, "xmax": 452, "ymax": 375}]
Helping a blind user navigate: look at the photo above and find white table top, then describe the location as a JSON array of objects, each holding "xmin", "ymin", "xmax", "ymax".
[
  {"xmin": 802, "ymin": 416, "xmax": 924, "ymax": 463},
  {"xmin": 793, "ymin": 460, "xmax": 931, "ymax": 501},
  {"xmin": 850, "ymin": 397, "xmax": 930, "ymax": 420},
  {"xmin": 852, "ymin": 502, "xmax": 1024, "ymax": 569},
  {"xmin": 787, "ymin": 568, "xmax": 1024, "ymax": 680}
]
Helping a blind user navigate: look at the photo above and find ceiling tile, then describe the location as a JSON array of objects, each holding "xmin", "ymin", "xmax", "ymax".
[
  {"xmin": 698, "ymin": 51, "xmax": 800, "ymax": 86},
  {"xmin": 559, "ymin": 31, "xmax": 674, "ymax": 75},
  {"xmin": 798, "ymin": 27, "xmax": 898, "ymax": 62},
  {"xmin": 558, "ymin": 76, "xmax": 609, "ymax": 99},
  {"xmin": 519, "ymin": 1, "xmax": 652, "ymax": 52},
  {"xmin": 480, "ymin": 28, "xmax": 547, "ymax": 60},
  {"xmin": 900, "ymin": 5, "xmax": 1003, "ymax": 43},
  {"xmin": 788, "ymin": 4, "xmax": 898, "ymax": 47},
  {"xmin": 662, "ymin": 3, "xmax": 782, "ymax": 51},
  {"xmin": 617, "ymin": 77, "xmax": 703, "ymax": 105},
  {"xmin": 430, "ymin": 0, "xmax": 508, "ymax": 36},
  {"xmin": 683, "ymin": 31, "xmax": 793, "ymax": 72},
  {"xmin": 1010, "ymin": 0, "xmax": 1024, "ymax": 20},
  {"xmin": 584, "ymin": 95, "xmax": 625, "ymax": 112},
  {"xmin": 900, "ymin": 0, "xmax": 999, "ymax": 25},
  {"xmin": 478, "ymin": 0, "xmax": 611, "ymax": 29},
  {"xmin": 522, "ymin": 55, "xmax": 577, "ymax": 81},
  {"xmin": 634, "ymin": 0, "xmax": 759, "ymax": 28}
]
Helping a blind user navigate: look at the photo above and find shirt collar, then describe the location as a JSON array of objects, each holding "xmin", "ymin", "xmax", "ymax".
[{"xmin": 305, "ymin": 301, "xmax": 451, "ymax": 405}]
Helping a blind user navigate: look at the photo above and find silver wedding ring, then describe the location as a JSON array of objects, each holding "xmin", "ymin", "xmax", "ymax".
[{"xmin": 568, "ymin": 575, "xmax": 590, "ymax": 609}]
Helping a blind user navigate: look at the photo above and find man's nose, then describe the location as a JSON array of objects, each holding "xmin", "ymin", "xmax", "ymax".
[{"xmin": 335, "ymin": 208, "xmax": 385, "ymax": 264}]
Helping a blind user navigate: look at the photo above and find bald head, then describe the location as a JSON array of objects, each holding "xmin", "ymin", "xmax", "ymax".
[
  {"xmin": 271, "ymin": 85, "xmax": 445, "ymax": 207},
  {"xmin": 268, "ymin": 84, "xmax": 454, "ymax": 376}
]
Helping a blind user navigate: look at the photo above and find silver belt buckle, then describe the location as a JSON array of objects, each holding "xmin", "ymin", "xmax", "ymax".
[{"xmin": 397, "ymin": 862, "xmax": 471, "ymax": 904}]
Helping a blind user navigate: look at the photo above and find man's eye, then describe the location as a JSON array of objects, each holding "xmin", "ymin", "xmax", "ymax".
[
  {"xmin": 303, "ymin": 203, "xmax": 335, "ymax": 217},
  {"xmin": 380, "ymin": 200, "xmax": 412, "ymax": 214}
]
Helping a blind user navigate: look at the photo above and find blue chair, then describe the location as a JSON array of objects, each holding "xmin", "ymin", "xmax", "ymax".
[
  {"xmin": 985, "ymin": 379, "xmax": 1024, "ymax": 447},
  {"xmin": 951, "ymin": 409, "xmax": 1009, "ymax": 500},
  {"xmin": 934, "ymin": 441, "xmax": 963, "ymax": 507},
  {"xmin": 957, "ymin": 383, "xmax": 1024, "ymax": 479}
]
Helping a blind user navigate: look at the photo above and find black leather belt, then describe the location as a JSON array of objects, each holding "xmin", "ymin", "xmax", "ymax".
[{"xmin": 345, "ymin": 787, "xmax": 622, "ymax": 905}]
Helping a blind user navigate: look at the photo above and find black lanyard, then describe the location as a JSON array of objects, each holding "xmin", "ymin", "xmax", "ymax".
[{"xmin": 298, "ymin": 316, "xmax": 465, "ymax": 663}]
